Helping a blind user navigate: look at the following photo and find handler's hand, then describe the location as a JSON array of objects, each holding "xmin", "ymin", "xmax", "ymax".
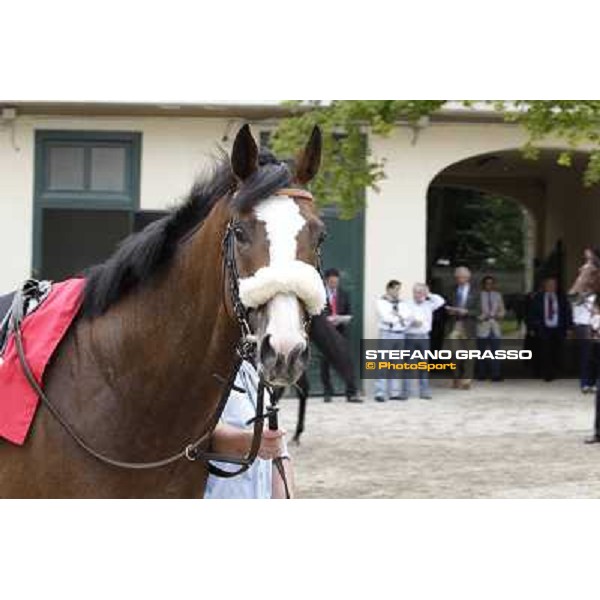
[{"xmin": 258, "ymin": 428, "xmax": 287, "ymax": 460}]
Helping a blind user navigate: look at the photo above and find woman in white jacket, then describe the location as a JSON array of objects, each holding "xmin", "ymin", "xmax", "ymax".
[{"xmin": 401, "ymin": 283, "xmax": 446, "ymax": 399}]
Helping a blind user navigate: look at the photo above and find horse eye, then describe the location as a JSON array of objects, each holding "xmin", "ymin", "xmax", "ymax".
[{"xmin": 233, "ymin": 224, "xmax": 250, "ymax": 244}]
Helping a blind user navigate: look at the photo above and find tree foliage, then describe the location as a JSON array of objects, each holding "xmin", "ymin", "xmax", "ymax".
[
  {"xmin": 272, "ymin": 101, "xmax": 445, "ymax": 217},
  {"xmin": 272, "ymin": 100, "xmax": 600, "ymax": 217}
]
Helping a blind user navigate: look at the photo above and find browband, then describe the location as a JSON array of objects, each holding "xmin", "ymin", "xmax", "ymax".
[{"xmin": 273, "ymin": 188, "xmax": 314, "ymax": 202}]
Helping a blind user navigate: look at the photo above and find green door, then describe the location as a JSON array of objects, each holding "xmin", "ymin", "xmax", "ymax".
[
  {"xmin": 306, "ymin": 207, "xmax": 365, "ymax": 395},
  {"xmin": 33, "ymin": 130, "xmax": 141, "ymax": 280}
]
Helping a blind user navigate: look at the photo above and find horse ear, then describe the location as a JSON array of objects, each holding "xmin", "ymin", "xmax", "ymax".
[
  {"xmin": 231, "ymin": 124, "xmax": 259, "ymax": 181},
  {"xmin": 295, "ymin": 125, "xmax": 322, "ymax": 185}
]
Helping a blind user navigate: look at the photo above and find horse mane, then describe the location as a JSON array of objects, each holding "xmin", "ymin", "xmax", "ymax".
[{"xmin": 82, "ymin": 150, "xmax": 292, "ymax": 318}]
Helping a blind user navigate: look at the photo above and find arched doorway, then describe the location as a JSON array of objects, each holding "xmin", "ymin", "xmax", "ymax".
[
  {"xmin": 426, "ymin": 185, "xmax": 534, "ymax": 339},
  {"xmin": 426, "ymin": 147, "xmax": 596, "ymax": 294},
  {"xmin": 427, "ymin": 187, "xmax": 532, "ymax": 288}
]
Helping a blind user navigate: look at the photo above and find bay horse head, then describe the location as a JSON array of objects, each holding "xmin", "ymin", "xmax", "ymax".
[
  {"xmin": 82, "ymin": 124, "xmax": 326, "ymax": 393},
  {"xmin": 227, "ymin": 125, "xmax": 326, "ymax": 386}
]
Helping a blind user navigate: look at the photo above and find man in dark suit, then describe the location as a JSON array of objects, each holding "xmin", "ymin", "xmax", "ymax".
[
  {"xmin": 321, "ymin": 268, "xmax": 361, "ymax": 403},
  {"xmin": 527, "ymin": 276, "xmax": 572, "ymax": 381}
]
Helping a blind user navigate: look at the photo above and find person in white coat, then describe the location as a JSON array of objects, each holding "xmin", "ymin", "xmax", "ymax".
[
  {"xmin": 401, "ymin": 283, "xmax": 445, "ymax": 399},
  {"xmin": 205, "ymin": 361, "xmax": 294, "ymax": 499},
  {"xmin": 374, "ymin": 280, "xmax": 412, "ymax": 402}
]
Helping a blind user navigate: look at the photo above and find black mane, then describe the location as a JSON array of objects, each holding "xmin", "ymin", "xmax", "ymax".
[{"xmin": 82, "ymin": 150, "xmax": 292, "ymax": 318}]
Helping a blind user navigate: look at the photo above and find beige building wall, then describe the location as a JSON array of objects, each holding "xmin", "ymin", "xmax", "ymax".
[
  {"xmin": 0, "ymin": 120, "xmax": 35, "ymax": 290},
  {"xmin": 0, "ymin": 115, "xmax": 236, "ymax": 291}
]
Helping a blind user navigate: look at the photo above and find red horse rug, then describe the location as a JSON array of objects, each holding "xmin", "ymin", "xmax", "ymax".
[{"xmin": 0, "ymin": 278, "xmax": 84, "ymax": 445}]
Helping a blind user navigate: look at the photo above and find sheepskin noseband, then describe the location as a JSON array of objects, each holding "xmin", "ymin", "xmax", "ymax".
[
  {"xmin": 238, "ymin": 261, "xmax": 326, "ymax": 315},
  {"xmin": 237, "ymin": 194, "xmax": 326, "ymax": 315}
]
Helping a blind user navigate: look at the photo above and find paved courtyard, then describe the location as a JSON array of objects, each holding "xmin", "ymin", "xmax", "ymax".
[{"xmin": 278, "ymin": 379, "xmax": 600, "ymax": 498}]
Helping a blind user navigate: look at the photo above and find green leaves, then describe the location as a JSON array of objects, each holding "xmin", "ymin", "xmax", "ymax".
[
  {"xmin": 272, "ymin": 101, "xmax": 445, "ymax": 217},
  {"xmin": 274, "ymin": 100, "xmax": 600, "ymax": 216},
  {"xmin": 506, "ymin": 100, "xmax": 600, "ymax": 184},
  {"xmin": 557, "ymin": 152, "xmax": 572, "ymax": 167}
]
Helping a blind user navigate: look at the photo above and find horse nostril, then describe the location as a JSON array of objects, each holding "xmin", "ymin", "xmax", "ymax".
[
  {"xmin": 287, "ymin": 342, "xmax": 308, "ymax": 370},
  {"xmin": 301, "ymin": 344, "xmax": 309, "ymax": 364},
  {"xmin": 259, "ymin": 336, "xmax": 309, "ymax": 383},
  {"xmin": 259, "ymin": 334, "xmax": 276, "ymax": 365}
]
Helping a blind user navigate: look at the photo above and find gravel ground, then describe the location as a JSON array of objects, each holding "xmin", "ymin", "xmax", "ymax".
[{"xmin": 278, "ymin": 379, "xmax": 600, "ymax": 498}]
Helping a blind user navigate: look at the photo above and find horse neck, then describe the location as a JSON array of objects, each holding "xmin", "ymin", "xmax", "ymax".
[{"xmin": 79, "ymin": 201, "xmax": 241, "ymax": 457}]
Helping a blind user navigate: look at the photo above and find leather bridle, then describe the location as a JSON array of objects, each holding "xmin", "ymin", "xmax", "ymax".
[
  {"xmin": 11, "ymin": 187, "xmax": 317, "ymax": 498},
  {"xmin": 218, "ymin": 187, "xmax": 318, "ymax": 495}
]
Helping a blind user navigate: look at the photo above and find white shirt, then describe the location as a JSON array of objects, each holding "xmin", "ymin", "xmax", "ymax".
[
  {"xmin": 204, "ymin": 362, "xmax": 272, "ymax": 500},
  {"xmin": 376, "ymin": 295, "xmax": 412, "ymax": 333},
  {"xmin": 404, "ymin": 293, "xmax": 446, "ymax": 335},
  {"xmin": 573, "ymin": 294, "xmax": 595, "ymax": 326},
  {"xmin": 591, "ymin": 312, "xmax": 600, "ymax": 336}
]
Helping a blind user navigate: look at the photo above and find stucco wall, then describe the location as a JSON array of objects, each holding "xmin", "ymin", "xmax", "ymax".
[
  {"xmin": 0, "ymin": 120, "xmax": 35, "ymax": 290},
  {"xmin": 0, "ymin": 115, "xmax": 234, "ymax": 291}
]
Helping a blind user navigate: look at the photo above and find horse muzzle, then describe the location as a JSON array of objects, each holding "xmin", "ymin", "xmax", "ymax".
[
  {"xmin": 253, "ymin": 292, "xmax": 310, "ymax": 386},
  {"xmin": 259, "ymin": 334, "xmax": 309, "ymax": 386}
]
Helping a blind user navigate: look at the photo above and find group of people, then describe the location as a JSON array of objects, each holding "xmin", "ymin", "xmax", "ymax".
[
  {"xmin": 318, "ymin": 265, "xmax": 508, "ymax": 402},
  {"xmin": 374, "ymin": 279, "xmax": 445, "ymax": 401},
  {"xmin": 373, "ymin": 254, "xmax": 600, "ymax": 400},
  {"xmin": 373, "ymin": 267, "xmax": 510, "ymax": 401},
  {"xmin": 523, "ymin": 247, "xmax": 600, "ymax": 391}
]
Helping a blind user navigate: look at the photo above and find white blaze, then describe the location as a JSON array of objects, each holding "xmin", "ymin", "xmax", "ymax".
[
  {"xmin": 253, "ymin": 195, "xmax": 305, "ymax": 265},
  {"xmin": 256, "ymin": 195, "xmax": 306, "ymax": 355},
  {"xmin": 243, "ymin": 195, "xmax": 321, "ymax": 357}
]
